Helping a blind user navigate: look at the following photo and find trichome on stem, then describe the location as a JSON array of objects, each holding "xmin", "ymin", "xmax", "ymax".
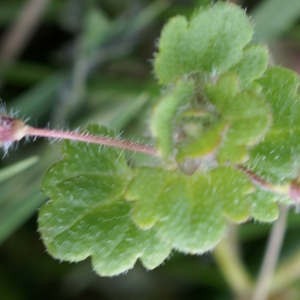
[
  {"xmin": 1, "ymin": 113, "xmax": 299, "ymax": 203},
  {"xmin": 0, "ymin": 115, "xmax": 156, "ymax": 156}
]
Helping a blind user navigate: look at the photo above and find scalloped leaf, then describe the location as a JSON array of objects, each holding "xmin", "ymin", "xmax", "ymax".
[
  {"xmin": 205, "ymin": 73, "xmax": 271, "ymax": 163},
  {"xmin": 249, "ymin": 189, "xmax": 281, "ymax": 222},
  {"xmin": 247, "ymin": 67, "xmax": 300, "ymax": 184},
  {"xmin": 150, "ymin": 79, "xmax": 195, "ymax": 158},
  {"xmin": 229, "ymin": 44, "xmax": 269, "ymax": 87},
  {"xmin": 38, "ymin": 125, "xmax": 171, "ymax": 276},
  {"xmin": 126, "ymin": 166, "xmax": 253, "ymax": 253},
  {"xmin": 154, "ymin": 2, "xmax": 254, "ymax": 84}
]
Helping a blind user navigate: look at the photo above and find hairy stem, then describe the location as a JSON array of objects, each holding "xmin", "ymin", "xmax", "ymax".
[
  {"xmin": 252, "ymin": 205, "xmax": 288, "ymax": 300},
  {"xmin": 26, "ymin": 126, "xmax": 158, "ymax": 156},
  {"xmin": 236, "ymin": 165, "xmax": 288, "ymax": 195}
]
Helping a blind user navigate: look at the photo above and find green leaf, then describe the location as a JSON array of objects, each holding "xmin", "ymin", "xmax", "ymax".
[
  {"xmin": 229, "ymin": 44, "xmax": 269, "ymax": 87},
  {"xmin": 258, "ymin": 67, "xmax": 300, "ymax": 128},
  {"xmin": 248, "ymin": 189, "xmax": 284, "ymax": 223},
  {"xmin": 205, "ymin": 73, "xmax": 271, "ymax": 164},
  {"xmin": 84, "ymin": 8, "xmax": 110, "ymax": 55},
  {"xmin": 0, "ymin": 156, "xmax": 38, "ymax": 183},
  {"xmin": 154, "ymin": 2, "xmax": 254, "ymax": 84},
  {"xmin": 252, "ymin": 0, "xmax": 300, "ymax": 42},
  {"xmin": 205, "ymin": 74, "xmax": 270, "ymax": 121},
  {"xmin": 247, "ymin": 67, "xmax": 300, "ymax": 183},
  {"xmin": 217, "ymin": 143, "xmax": 249, "ymax": 165},
  {"xmin": 39, "ymin": 125, "xmax": 171, "ymax": 276},
  {"xmin": 127, "ymin": 166, "xmax": 253, "ymax": 253},
  {"xmin": 150, "ymin": 79, "xmax": 195, "ymax": 158}
]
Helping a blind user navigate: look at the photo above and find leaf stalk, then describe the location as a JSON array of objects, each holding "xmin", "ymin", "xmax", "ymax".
[
  {"xmin": 0, "ymin": 115, "xmax": 158, "ymax": 156},
  {"xmin": 252, "ymin": 205, "xmax": 288, "ymax": 300},
  {"xmin": 26, "ymin": 127, "xmax": 158, "ymax": 156}
]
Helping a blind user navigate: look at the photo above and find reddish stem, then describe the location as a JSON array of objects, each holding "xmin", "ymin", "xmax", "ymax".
[
  {"xmin": 237, "ymin": 165, "xmax": 274, "ymax": 191},
  {"xmin": 26, "ymin": 127, "xmax": 158, "ymax": 156},
  {"xmin": 237, "ymin": 165, "xmax": 290, "ymax": 197}
]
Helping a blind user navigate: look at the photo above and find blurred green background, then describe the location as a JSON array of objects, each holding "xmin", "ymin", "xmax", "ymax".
[{"xmin": 1, "ymin": 0, "xmax": 300, "ymax": 299}]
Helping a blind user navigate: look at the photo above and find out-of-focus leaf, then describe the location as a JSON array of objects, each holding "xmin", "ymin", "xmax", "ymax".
[
  {"xmin": 10, "ymin": 73, "xmax": 64, "ymax": 119},
  {"xmin": 252, "ymin": 0, "xmax": 300, "ymax": 42},
  {"xmin": 0, "ymin": 193, "xmax": 45, "ymax": 244},
  {"xmin": 0, "ymin": 156, "xmax": 39, "ymax": 183}
]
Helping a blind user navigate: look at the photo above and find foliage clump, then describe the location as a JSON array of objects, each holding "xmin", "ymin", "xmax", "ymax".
[{"xmin": 38, "ymin": 2, "xmax": 300, "ymax": 276}]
